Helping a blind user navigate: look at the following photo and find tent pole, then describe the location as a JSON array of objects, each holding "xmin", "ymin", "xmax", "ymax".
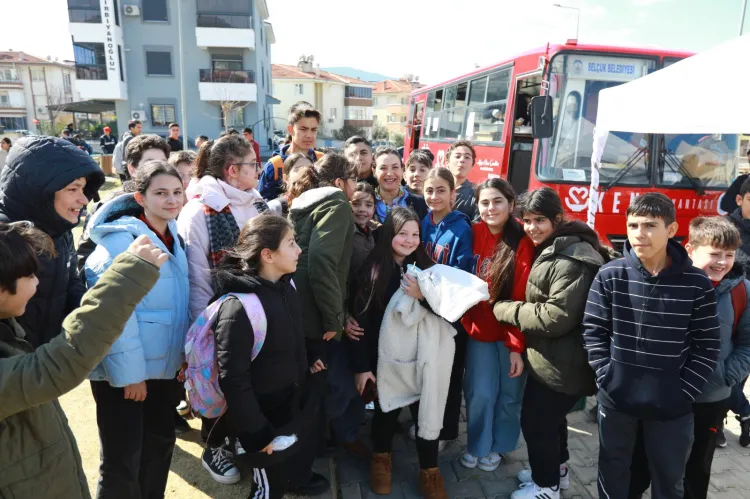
[{"xmin": 741, "ymin": 0, "xmax": 748, "ymax": 36}]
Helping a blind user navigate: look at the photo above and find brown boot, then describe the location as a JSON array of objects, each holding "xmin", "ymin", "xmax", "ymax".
[
  {"xmin": 370, "ymin": 452, "xmax": 392, "ymax": 495},
  {"xmin": 419, "ymin": 468, "xmax": 448, "ymax": 499}
]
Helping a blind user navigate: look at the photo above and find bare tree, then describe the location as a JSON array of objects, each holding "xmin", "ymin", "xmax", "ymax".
[
  {"xmin": 41, "ymin": 85, "xmax": 70, "ymax": 135},
  {"xmin": 200, "ymin": 70, "xmax": 253, "ymax": 131}
]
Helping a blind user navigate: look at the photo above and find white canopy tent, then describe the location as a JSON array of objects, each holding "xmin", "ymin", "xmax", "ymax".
[{"xmin": 586, "ymin": 34, "xmax": 750, "ymax": 227}]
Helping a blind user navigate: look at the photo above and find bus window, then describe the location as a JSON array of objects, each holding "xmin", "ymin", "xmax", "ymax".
[
  {"xmin": 423, "ymin": 89, "xmax": 444, "ymax": 138},
  {"xmin": 465, "ymin": 68, "xmax": 511, "ymax": 143},
  {"xmin": 440, "ymin": 82, "xmax": 468, "ymax": 139},
  {"xmin": 658, "ymin": 134, "xmax": 737, "ymax": 188},
  {"xmin": 537, "ymin": 53, "xmax": 655, "ymax": 185}
]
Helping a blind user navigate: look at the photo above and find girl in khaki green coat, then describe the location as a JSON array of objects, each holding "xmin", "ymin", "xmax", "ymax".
[{"xmin": 493, "ymin": 187, "xmax": 608, "ymax": 499}]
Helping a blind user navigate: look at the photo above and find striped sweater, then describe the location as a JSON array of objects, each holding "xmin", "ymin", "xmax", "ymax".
[{"xmin": 582, "ymin": 239, "xmax": 720, "ymax": 420}]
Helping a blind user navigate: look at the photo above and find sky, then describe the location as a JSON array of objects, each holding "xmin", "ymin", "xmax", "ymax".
[{"xmin": 1, "ymin": 0, "xmax": 747, "ymax": 85}]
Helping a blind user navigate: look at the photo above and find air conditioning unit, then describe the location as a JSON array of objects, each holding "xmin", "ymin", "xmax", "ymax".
[
  {"xmin": 130, "ymin": 110, "xmax": 144, "ymax": 121},
  {"xmin": 123, "ymin": 5, "xmax": 140, "ymax": 16},
  {"xmin": 37, "ymin": 107, "xmax": 44, "ymax": 113}
]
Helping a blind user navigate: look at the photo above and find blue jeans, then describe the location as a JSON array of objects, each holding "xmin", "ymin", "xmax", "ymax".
[
  {"xmin": 326, "ymin": 339, "xmax": 365, "ymax": 443},
  {"xmin": 464, "ymin": 338, "xmax": 527, "ymax": 457},
  {"xmin": 729, "ymin": 376, "xmax": 750, "ymax": 418}
]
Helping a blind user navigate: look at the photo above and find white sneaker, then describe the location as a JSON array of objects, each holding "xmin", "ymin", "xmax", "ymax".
[
  {"xmin": 176, "ymin": 400, "xmax": 190, "ymax": 416},
  {"xmin": 518, "ymin": 464, "xmax": 569, "ymax": 490},
  {"xmin": 460, "ymin": 452, "xmax": 478, "ymax": 469},
  {"xmin": 511, "ymin": 482, "xmax": 560, "ymax": 499},
  {"xmin": 478, "ymin": 452, "xmax": 501, "ymax": 472}
]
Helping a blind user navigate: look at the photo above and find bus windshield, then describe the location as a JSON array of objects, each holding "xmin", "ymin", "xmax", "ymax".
[{"xmin": 537, "ymin": 52, "xmax": 737, "ymax": 188}]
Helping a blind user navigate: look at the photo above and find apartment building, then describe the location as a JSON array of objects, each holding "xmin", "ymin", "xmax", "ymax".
[
  {"xmin": 0, "ymin": 51, "xmax": 78, "ymax": 134},
  {"xmin": 373, "ymin": 77, "xmax": 423, "ymax": 140},
  {"xmin": 67, "ymin": 0, "xmax": 277, "ymax": 150},
  {"xmin": 272, "ymin": 57, "xmax": 375, "ymax": 139}
]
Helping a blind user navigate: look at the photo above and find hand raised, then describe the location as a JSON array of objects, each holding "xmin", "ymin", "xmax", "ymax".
[{"xmin": 127, "ymin": 235, "xmax": 169, "ymax": 268}]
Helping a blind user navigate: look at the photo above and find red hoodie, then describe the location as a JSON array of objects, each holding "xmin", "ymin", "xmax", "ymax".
[{"xmin": 461, "ymin": 221, "xmax": 533, "ymax": 352}]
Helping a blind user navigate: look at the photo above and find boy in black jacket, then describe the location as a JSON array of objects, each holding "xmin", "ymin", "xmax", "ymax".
[{"xmin": 583, "ymin": 193, "xmax": 720, "ymax": 499}]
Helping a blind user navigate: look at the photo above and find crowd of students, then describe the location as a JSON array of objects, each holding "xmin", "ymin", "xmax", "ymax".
[{"xmin": 2, "ymin": 99, "xmax": 750, "ymax": 499}]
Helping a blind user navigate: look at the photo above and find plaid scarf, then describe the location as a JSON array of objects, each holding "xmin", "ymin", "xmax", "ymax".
[
  {"xmin": 374, "ymin": 186, "xmax": 408, "ymax": 222},
  {"xmin": 203, "ymin": 204, "xmax": 241, "ymax": 268}
]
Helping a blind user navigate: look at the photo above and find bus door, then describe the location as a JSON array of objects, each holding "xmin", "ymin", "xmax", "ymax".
[
  {"xmin": 410, "ymin": 102, "xmax": 424, "ymax": 151},
  {"xmin": 507, "ymin": 74, "xmax": 542, "ymax": 194}
]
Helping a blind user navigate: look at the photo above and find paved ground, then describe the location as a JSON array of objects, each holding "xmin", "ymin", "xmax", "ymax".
[{"xmin": 334, "ymin": 390, "xmax": 750, "ymax": 499}]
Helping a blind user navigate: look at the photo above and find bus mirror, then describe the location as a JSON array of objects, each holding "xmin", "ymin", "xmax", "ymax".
[{"xmin": 530, "ymin": 95, "xmax": 553, "ymax": 139}]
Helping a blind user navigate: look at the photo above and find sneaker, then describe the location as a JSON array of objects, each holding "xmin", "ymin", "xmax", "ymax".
[
  {"xmin": 460, "ymin": 452, "xmax": 478, "ymax": 469},
  {"xmin": 202, "ymin": 445, "xmax": 240, "ymax": 484},
  {"xmin": 518, "ymin": 464, "xmax": 569, "ymax": 490},
  {"xmin": 176, "ymin": 400, "xmax": 190, "ymax": 417},
  {"xmin": 511, "ymin": 482, "xmax": 560, "ymax": 499},
  {"xmin": 365, "ymin": 401, "xmax": 375, "ymax": 410},
  {"xmin": 716, "ymin": 428, "xmax": 728, "ymax": 448},
  {"xmin": 478, "ymin": 452, "xmax": 501, "ymax": 472},
  {"xmin": 738, "ymin": 415, "xmax": 750, "ymax": 447}
]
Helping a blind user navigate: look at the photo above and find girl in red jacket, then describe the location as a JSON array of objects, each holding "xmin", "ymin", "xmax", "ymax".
[{"xmin": 460, "ymin": 178, "xmax": 534, "ymax": 471}]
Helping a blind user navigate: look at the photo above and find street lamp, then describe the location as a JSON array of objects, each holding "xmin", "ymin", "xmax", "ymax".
[{"xmin": 553, "ymin": 3, "xmax": 581, "ymax": 41}]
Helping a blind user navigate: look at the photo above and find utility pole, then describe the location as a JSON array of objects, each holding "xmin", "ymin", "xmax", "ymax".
[{"xmin": 553, "ymin": 3, "xmax": 581, "ymax": 40}]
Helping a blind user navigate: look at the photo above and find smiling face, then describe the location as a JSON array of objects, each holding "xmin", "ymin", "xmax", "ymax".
[
  {"xmin": 346, "ymin": 142, "xmax": 374, "ymax": 179},
  {"xmin": 405, "ymin": 161, "xmax": 430, "ymax": 195},
  {"xmin": 288, "ymin": 117, "xmax": 319, "ymax": 150},
  {"xmin": 522, "ymin": 211, "xmax": 556, "ymax": 246},
  {"xmin": 687, "ymin": 244, "xmax": 736, "ymax": 282},
  {"xmin": 351, "ymin": 190, "xmax": 375, "ymax": 227},
  {"xmin": 391, "ymin": 220, "xmax": 421, "ymax": 263},
  {"xmin": 627, "ymin": 215, "xmax": 677, "ymax": 264},
  {"xmin": 448, "ymin": 145, "xmax": 474, "ymax": 183},
  {"xmin": 265, "ymin": 228, "xmax": 302, "ymax": 276},
  {"xmin": 136, "ymin": 173, "xmax": 184, "ymax": 224},
  {"xmin": 423, "ymin": 176, "xmax": 453, "ymax": 217},
  {"xmin": 375, "ymin": 153, "xmax": 403, "ymax": 196},
  {"xmin": 54, "ymin": 177, "xmax": 89, "ymax": 224},
  {"xmin": 478, "ymin": 187, "xmax": 512, "ymax": 232}
]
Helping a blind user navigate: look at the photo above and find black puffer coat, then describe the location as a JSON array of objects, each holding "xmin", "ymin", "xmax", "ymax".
[{"xmin": 0, "ymin": 136, "xmax": 104, "ymax": 347}]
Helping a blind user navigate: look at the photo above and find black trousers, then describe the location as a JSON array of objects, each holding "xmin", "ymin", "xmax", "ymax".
[
  {"xmin": 521, "ymin": 376, "xmax": 578, "ymax": 488},
  {"xmin": 200, "ymin": 414, "xmax": 231, "ymax": 447},
  {"xmin": 286, "ymin": 368, "xmax": 328, "ymax": 488},
  {"xmin": 91, "ymin": 379, "xmax": 177, "ymax": 499},
  {"xmin": 248, "ymin": 463, "xmax": 289, "ymax": 499},
  {"xmin": 372, "ymin": 400, "xmax": 439, "ymax": 469},
  {"xmin": 439, "ymin": 331, "xmax": 467, "ymax": 441},
  {"xmin": 598, "ymin": 402, "xmax": 694, "ymax": 499}
]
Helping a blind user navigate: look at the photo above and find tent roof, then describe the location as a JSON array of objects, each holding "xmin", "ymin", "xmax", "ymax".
[
  {"xmin": 47, "ymin": 99, "xmax": 116, "ymax": 114},
  {"xmin": 595, "ymin": 34, "xmax": 750, "ymax": 135}
]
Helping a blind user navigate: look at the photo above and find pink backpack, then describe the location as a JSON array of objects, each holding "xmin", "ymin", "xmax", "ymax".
[{"xmin": 184, "ymin": 293, "xmax": 268, "ymax": 419}]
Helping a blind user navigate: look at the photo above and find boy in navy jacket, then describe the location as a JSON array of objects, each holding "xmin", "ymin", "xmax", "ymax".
[{"xmin": 583, "ymin": 193, "xmax": 720, "ymax": 499}]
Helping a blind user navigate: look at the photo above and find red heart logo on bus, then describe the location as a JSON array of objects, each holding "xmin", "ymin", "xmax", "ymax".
[{"xmin": 565, "ymin": 187, "xmax": 589, "ymax": 212}]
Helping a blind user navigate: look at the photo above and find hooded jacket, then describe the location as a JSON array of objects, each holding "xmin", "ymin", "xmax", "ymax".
[
  {"xmin": 177, "ymin": 175, "xmax": 268, "ymax": 320},
  {"xmin": 493, "ymin": 221, "xmax": 606, "ymax": 397},
  {"xmin": 212, "ymin": 270, "xmax": 308, "ymax": 466},
  {"xmin": 420, "ymin": 210, "xmax": 474, "ymax": 274},
  {"xmin": 583, "ymin": 239, "xmax": 721, "ymax": 420},
  {"xmin": 290, "ymin": 186, "xmax": 354, "ymax": 341},
  {"xmin": 0, "ymin": 136, "xmax": 105, "ymax": 347},
  {"xmin": 84, "ymin": 194, "xmax": 190, "ymax": 387},
  {"xmin": 696, "ymin": 264, "xmax": 750, "ymax": 403},
  {"xmin": 0, "ymin": 252, "xmax": 159, "ymax": 499},
  {"xmin": 729, "ymin": 208, "xmax": 750, "ymax": 279}
]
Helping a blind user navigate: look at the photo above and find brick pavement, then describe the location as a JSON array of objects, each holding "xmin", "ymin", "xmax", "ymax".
[{"xmin": 330, "ymin": 386, "xmax": 750, "ymax": 499}]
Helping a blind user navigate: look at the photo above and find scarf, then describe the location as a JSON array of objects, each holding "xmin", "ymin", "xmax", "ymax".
[
  {"xmin": 203, "ymin": 204, "xmax": 241, "ymax": 268},
  {"xmin": 374, "ymin": 186, "xmax": 408, "ymax": 222}
]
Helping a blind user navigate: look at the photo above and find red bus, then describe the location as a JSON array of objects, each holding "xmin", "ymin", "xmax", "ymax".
[{"xmin": 403, "ymin": 41, "xmax": 738, "ymax": 247}]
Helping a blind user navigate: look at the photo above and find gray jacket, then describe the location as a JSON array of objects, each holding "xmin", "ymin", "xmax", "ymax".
[{"xmin": 696, "ymin": 264, "xmax": 750, "ymax": 403}]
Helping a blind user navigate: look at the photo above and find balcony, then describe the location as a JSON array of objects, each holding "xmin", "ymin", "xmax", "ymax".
[
  {"xmin": 196, "ymin": 13, "xmax": 255, "ymax": 49},
  {"xmin": 198, "ymin": 69, "xmax": 257, "ymax": 102},
  {"xmin": 0, "ymin": 76, "xmax": 22, "ymax": 87}
]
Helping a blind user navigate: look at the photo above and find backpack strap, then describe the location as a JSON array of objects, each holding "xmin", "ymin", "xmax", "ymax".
[
  {"xmin": 229, "ymin": 293, "xmax": 268, "ymax": 361},
  {"xmin": 270, "ymin": 156, "xmax": 285, "ymax": 181},
  {"xmin": 731, "ymin": 282, "xmax": 747, "ymax": 339}
]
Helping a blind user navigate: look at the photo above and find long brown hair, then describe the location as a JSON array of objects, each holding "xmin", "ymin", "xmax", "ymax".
[
  {"xmin": 192, "ymin": 134, "xmax": 251, "ymax": 180},
  {"xmin": 216, "ymin": 213, "xmax": 294, "ymax": 276}
]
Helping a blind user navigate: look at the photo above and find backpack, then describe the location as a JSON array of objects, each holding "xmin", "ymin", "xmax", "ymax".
[
  {"xmin": 731, "ymin": 282, "xmax": 748, "ymax": 339},
  {"xmin": 184, "ymin": 293, "xmax": 268, "ymax": 419},
  {"xmin": 269, "ymin": 150, "xmax": 325, "ymax": 181}
]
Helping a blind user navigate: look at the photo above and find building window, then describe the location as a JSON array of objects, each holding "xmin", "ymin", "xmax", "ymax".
[
  {"xmin": 0, "ymin": 91, "xmax": 9, "ymax": 106},
  {"xmin": 113, "ymin": 0, "xmax": 120, "ymax": 25},
  {"xmin": 0, "ymin": 117, "xmax": 28, "ymax": 131},
  {"xmin": 67, "ymin": 0, "xmax": 101, "ymax": 23},
  {"xmin": 295, "ymin": 84, "xmax": 304, "ymax": 95},
  {"xmin": 151, "ymin": 104, "xmax": 176, "ymax": 127},
  {"xmin": 142, "ymin": 0, "xmax": 168, "ymax": 21},
  {"xmin": 221, "ymin": 106, "xmax": 245, "ymax": 128},
  {"xmin": 31, "ymin": 69, "xmax": 45, "ymax": 81},
  {"xmin": 146, "ymin": 51, "xmax": 172, "ymax": 76},
  {"xmin": 73, "ymin": 42, "xmax": 107, "ymax": 80},
  {"xmin": 196, "ymin": 0, "xmax": 251, "ymax": 29},
  {"xmin": 63, "ymin": 73, "xmax": 72, "ymax": 92},
  {"xmin": 261, "ymin": 66, "xmax": 265, "ymax": 89},
  {"xmin": 345, "ymin": 86, "xmax": 373, "ymax": 99},
  {"xmin": 0, "ymin": 68, "xmax": 17, "ymax": 82},
  {"xmin": 212, "ymin": 54, "xmax": 243, "ymax": 71},
  {"xmin": 117, "ymin": 45, "xmax": 125, "ymax": 81}
]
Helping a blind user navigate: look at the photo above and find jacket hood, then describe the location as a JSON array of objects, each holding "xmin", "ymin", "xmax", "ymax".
[
  {"xmin": 289, "ymin": 186, "xmax": 345, "ymax": 213},
  {"xmin": 192, "ymin": 175, "xmax": 264, "ymax": 212},
  {"xmin": 85, "ymin": 193, "xmax": 144, "ymax": 244},
  {"xmin": 212, "ymin": 269, "xmax": 292, "ymax": 298},
  {"xmin": 624, "ymin": 238, "xmax": 691, "ymax": 278},
  {"xmin": 0, "ymin": 136, "xmax": 105, "ymax": 236},
  {"xmin": 537, "ymin": 220, "xmax": 605, "ymax": 267},
  {"xmin": 714, "ymin": 262, "xmax": 746, "ymax": 295}
]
